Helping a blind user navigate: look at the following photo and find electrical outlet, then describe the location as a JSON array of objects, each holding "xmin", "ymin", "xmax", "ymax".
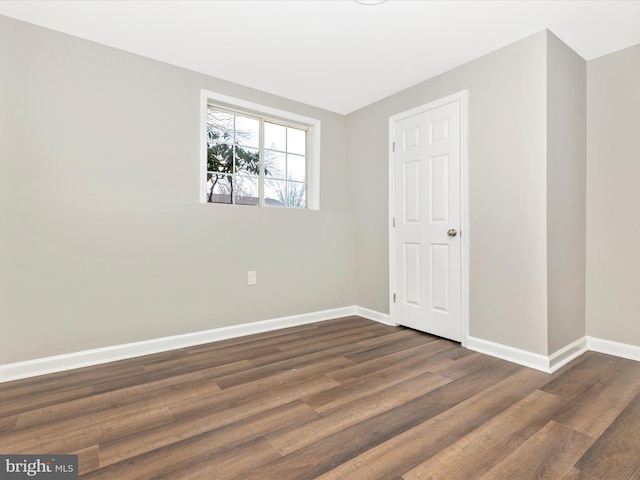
[{"xmin": 248, "ymin": 271, "xmax": 257, "ymax": 286}]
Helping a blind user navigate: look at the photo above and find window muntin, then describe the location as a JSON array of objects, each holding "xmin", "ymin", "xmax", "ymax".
[{"xmin": 205, "ymin": 106, "xmax": 309, "ymax": 208}]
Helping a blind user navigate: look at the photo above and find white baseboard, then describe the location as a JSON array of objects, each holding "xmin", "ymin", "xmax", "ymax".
[
  {"xmin": 4, "ymin": 307, "xmax": 638, "ymax": 384},
  {"xmin": 466, "ymin": 335, "xmax": 640, "ymax": 373},
  {"xmin": 587, "ymin": 336, "xmax": 640, "ymax": 362},
  {"xmin": 549, "ymin": 337, "xmax": 589, "ymax": 373},
  {"xmin": 354, "ymin": 306, "xmax": 394, "ymax": 326},
  {"xmin": 0, "ymin": 306, "xmax": 392, "ymax": 383},
  {"xmin": 466, "ymin": 336, "xmax": 552, "ymax": 373}
]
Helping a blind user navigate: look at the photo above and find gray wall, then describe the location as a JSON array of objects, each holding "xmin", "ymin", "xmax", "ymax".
[
  {"xmin": 347, "ymin": 31, "xmax": 550, "ymax": 355},
  {"xmin": 546, "ymin": 32, "xmax": 587, "ymax": 353},
  {"xmin": 1, "ymin": 16, "xmax": 356, "ymax": 364},
  {"xmin": 0, "ymin": 19, "xmax": 11, "ymax": 347},
  {"xmin": 586, "ymin": 43, "xmax": 640, "ymax": 345}
]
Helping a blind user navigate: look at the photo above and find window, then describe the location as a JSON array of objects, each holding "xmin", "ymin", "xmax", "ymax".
[{"xmin": 200, "ymin": 91, "xmax": 320, "ymax": 209}]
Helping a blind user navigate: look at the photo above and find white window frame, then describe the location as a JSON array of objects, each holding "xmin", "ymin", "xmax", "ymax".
[{"xmin": 200, "ymin": 90, "xmax": 321, "ymax": 210}]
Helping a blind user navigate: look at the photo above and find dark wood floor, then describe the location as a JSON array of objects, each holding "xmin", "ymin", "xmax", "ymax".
[{"xmin": 1, "ymin": 316, "xmax": 640, "ymax": 479}]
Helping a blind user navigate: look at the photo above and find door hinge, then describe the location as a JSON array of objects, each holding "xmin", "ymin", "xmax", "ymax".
[
  {"xmin": 393, "ymin": 293, "xmax": 396, "ymax": 303},
  {"xmin": 392, "ymin": 142, "xmax": 395, "ymax": 152},
  {"xmin": 393, "ymin": 217, "xmax": 396, "ymax": 227}
]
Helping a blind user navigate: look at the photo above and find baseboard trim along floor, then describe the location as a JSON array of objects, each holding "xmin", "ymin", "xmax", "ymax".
[
  {"xmin": 0, "ymin": 306, "xmax": 391, "ymax": 383},
  {"xmin": 1, "ymin": 306, "xmax": 638, "ymax": 382}
]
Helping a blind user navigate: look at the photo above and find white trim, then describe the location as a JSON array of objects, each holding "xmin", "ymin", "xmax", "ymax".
[
  {"xmin": 467, "ymin": 336, "xmax": 590, "ymax": 373},
  {"xmin": 587, "ymin": 336, "xmax": 640, "ymax": 362},
  {"xmin": 388, "ymin": 116, "xmax": 397, "ymax": 326},
  {"xmin": 354, "ymin": 306, "xmax": 395, "ymax": 326},
  {"xmin": 0, "ymin": 306, "xmax": 393, "ymax": 383},
  {"xmin": 200, "ymin": 89, "xmax": 321, "ymax": 210},
  {"xmin": 200, "ymin": 89, "xmax": 209, "ymax": 203},
  {"xmin": 307, "ymin": 120, "xmax": 321, "ymax": 210},
  {"xmin": 549, "ymin": 337, "xmax": 588, "ymax": 372},
  {"xmin": 388, "ymin": 90, "xmax": 469, "ymax": 345},
  {"xmin": 466, "ymin": 336, "xmax": 551, "ymax": 372},
  {"xmin": 459, "ymin": 91, "xmax": 469, "ymax": 347},
  {"xmin": 4, "ymin": 315, "xmax": 640, "ymax": 383},
  {"xmin": 0, "ymin": 307, "xmax": 351, "ymax": 383}
]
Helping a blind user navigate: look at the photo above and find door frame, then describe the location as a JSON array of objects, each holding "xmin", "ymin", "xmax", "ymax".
[{"xmin": 388, "ymin": 90, "xmax": 469, "ymax": 346}]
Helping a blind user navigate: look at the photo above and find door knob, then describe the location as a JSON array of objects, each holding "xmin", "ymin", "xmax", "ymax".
[{"xmin": 447, "ymin": 229, "xmax": 457, "ymax": 237}]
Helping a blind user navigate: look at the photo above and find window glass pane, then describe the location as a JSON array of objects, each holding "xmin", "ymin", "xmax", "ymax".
[
  {"xmin": 287, "ymin": 154, "xmax": 306, "ymax": 182},
  {"xmin": 208, "ymin": 173, "xmax": 232, "ymax": 204},
  {"xmin": 287, "ymin": 127, "xmax": 306, "ymax": 155},
  {"xmin": 234, "ymin": 175, "xmax": 259, "ymax": 206},
  {"xmin": 265, "ymin": 179, "xmax": 306, "ymax": 209},
  {"xmin": 291, "ymin": 183, "xmax": 307, "ymax": 209},
  {"xmin": 265, "ymin": 122, "xmax": 286, "ymax": 152},
  {"xmin": 235, "ymin": 115, "xmax": 259, "ymax": 148},
  {"xmin": 235, "ymin": 147, "xmax": 260, "ymax": 176},
  {"xmin": 264, "ymin": 179, "xmax": 286, "ymax": 208},
  {"xmin": 264, "ymin": 150, "xmax": 286, "ymax": 180},
  {"xmin": 207, "ymin": 143, "xmax": 234, "ymax": 174},
  {"xmin": 207, "ymin": 109, "xmax": 234, "ymax": 144},
  {"xmin": 206, "ymin": 172, "xmax": 214, "ymax": 202}
]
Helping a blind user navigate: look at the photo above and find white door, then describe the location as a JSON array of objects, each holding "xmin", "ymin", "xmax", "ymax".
[{"xmin": 391, "ymin": 94, "xmax": 465, "ymax": 342}]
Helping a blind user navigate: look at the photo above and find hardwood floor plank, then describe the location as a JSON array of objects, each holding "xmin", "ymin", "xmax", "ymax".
[
  {"xmin": 430, "ymin": 350, "xmax": 507, "ymax": 380},
  {"xmin": 561, "ymin": 468, "xmax": 600, "ymax": 480},
  {"xmin": 551, "ymin": 357, "xmax": 640, "ymax": 438},
  {"xmin": 94, "ymin": 354, "xmax": 344, "ymax": 465},
  {"xmin": 268, "ymin": 371, "xmax": 450, "ymax": 455},
  {"xmin": 325, "ymin": 338, "xmax": 456, "ymax": 384},
  {"xmin": 316, "ymin": 367, "xmax": 549, "ymax": 480},
  {"xmin": 265, "ymin": 334, "xmax": 400, "ymax": 368},
  {"xmin": 73, "ymin": 445, "xmax": 100, "ymax": 476},
  {"xmin": 540, "ymin": 352, "xmax": 622, "ymax": 400},
  {"xmin": 0, "ymin": 385, "xmax": 95, "ymax": 419},
  {"xmin": 342, "ymin": 329, "xmax": 440, "ymax": 364},
  {"xmin": 12, "ymin": 363, "xmax": 242, "ymax": 431},
  {"xmin": 97, "ymin": 377, "xmax": 328, "ymax": 467},
  {"xmin": 305, "ymin": 347, "xmax": 452, "ymax": 413},
  {"xmin": 90, "ymin": 401, "xmax": 315, "ymax": 478},
  {"xmin": 220, "ymin": 321, "xmax": 381, "ymax": 359},
  {"xmin": 401, "ymin": 389, "xmax": 563, "ymax": 480},
  {"xmin": 0, "ymin": 401, "xmax": 175, "ymax": 454},
  {"xmin": 439, "ymin": 343, "xmax": 477, "ymax": 360},
  {"xmin": 246, "ymin": 337, "xmax": 455, "ymax": 478},
  {"xmin": 575, "ymin": 389, "xmax": 640, "ymax": 479},
  {"xmin": 92, "ymin": 349, "xmax": 279, "ymax": 395},
  {"xmin": 154, "ymin": 437, "xmax": 281, "ymax": 480},
  {"xmin": 0, "ymin": 414, "xmax": 17, "ymax": 433},
  {"xmin": 0, "ymin": 362, "xmax": 144, "ymax": 402},
  {"xmin": 180, "ymin": 317, "xmax": 366, "ymax": 354},
  {"xmin": 214, "ymin": 350, "xmax": 353, "ymax": 389},
  {"xmin": 241, "ymin": 395, "xmax": 448, "ymax": 480},
  {"xmin": 164, "ymin": 357, "xmax": 344, "ymax": 419},
  {"xmin": 477, "ymin": 421, "xmax": 594, "ymax": 480},
  {"xmin": 424, "ymin": 355, "xmax": 521, "ymax": 408}
]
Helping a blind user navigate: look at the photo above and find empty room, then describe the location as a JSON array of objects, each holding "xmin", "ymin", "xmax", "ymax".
[{"xmin": 1, "ymin": 1, "xmax": 640, "ymax": 478}]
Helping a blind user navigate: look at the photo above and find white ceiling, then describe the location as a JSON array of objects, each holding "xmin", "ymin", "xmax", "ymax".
[{"xmin": 2, "ymin": 0, "xmax": 640, "ymax": 114}]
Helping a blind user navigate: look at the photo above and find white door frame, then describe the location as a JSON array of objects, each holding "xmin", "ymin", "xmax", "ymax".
[{"xmin": 388, "ymin": 90, "xmax": 469, "ymax": 347}]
